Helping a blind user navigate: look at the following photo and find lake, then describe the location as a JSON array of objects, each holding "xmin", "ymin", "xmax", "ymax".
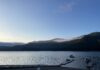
[{"xmin": 0, "ymin": 51, "xmax": 100, "ymax": 69}]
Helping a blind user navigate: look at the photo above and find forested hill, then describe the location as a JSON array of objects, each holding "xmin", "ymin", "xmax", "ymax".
[{"xmin": 0, "ymin": 32, "xmax": 100, "ymax": 51}]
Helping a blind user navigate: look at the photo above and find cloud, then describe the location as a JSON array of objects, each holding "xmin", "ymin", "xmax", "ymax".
[
  {"xmin": 59, "ymin": 2, "xmax": 76, "ymax": 12},
  {"xmin": 56, "ymin": 0, "xmax": 82, "ymax": 13}
]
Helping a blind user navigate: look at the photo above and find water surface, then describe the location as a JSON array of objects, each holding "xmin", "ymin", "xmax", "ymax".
[{"xmin": 0, "ymin": 51, "xmax": 100, "ymax": 69}]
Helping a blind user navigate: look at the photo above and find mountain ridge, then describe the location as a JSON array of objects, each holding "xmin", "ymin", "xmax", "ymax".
[
  {"xmin": 0, "ymin": 32, "xmax": 100, "ymax": 51},
  {"xmin": 0, "ymin": 42, "xmax": 24, "ymax": 47}
]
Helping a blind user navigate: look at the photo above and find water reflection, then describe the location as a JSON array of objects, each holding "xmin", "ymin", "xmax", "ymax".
[{"xmin": 0, "ymin": 51, "xmax": 99, "ymax": 69}]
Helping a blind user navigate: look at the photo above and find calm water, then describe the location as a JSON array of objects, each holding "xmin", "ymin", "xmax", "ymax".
[{"xmin": 0, "ymin": 51, "xmax": 100, "ymax": 69}]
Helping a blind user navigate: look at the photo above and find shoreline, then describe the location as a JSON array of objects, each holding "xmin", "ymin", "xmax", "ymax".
[{"xmin": 0, "ymin": 65, "xmax": 84, "ymax": 70}]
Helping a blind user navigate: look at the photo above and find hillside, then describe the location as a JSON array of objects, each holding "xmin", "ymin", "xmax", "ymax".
[{"xmin": 0, "ymin": 32, "xmax": 100, "ymax": 51}]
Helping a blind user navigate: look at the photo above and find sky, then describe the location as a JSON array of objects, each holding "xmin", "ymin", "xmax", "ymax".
[{"xmin": 0, "ymin": 0, "xmax": 100, "ymax": 43}]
